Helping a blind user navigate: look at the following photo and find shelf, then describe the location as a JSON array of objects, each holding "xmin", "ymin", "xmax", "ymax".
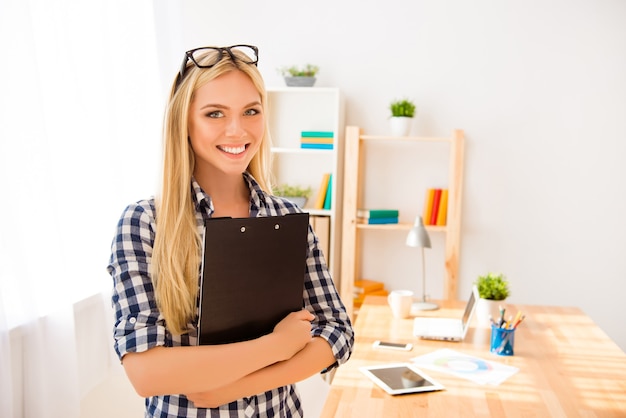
[
  {"xmin": 271, "ymin": 147, "xmax": 334, "ymax": 155},
  {"xmin": 267, "ymin": 87, "xmax": 345, "ymax": 282},
  {"xmin": 340, "ymin": 126, "xmax": 465, "ymax": 318},
  {"xmin": 306, "ymin": 209, "xmax": 331, "ymax": 217},
  {"xmin": 355, "ymin": 223, "xmax": 447, "ymax": 232},
  {"xmin": 360, "ymin": 135, "xmax": 453, "ymax": 143}
]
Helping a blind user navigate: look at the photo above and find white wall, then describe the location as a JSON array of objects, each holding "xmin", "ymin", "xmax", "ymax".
[{"xmin": 153, "ymin": 1, "xmax": 626, "ymax": 351}]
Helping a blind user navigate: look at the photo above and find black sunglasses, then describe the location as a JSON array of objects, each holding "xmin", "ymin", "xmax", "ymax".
[{"xmin": 175, "ymin": 44, "xmax": 259, "ymax": 89}]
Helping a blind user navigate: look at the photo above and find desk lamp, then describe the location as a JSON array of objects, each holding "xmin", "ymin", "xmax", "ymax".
[{"xmin": 406, "ymin": 215, "xmax": 438, "ymax": 310}]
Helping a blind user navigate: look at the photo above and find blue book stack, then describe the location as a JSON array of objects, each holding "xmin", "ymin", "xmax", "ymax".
[{"xmin": 357, "ymin": 209, "xmax": 399, "ymax": 224}]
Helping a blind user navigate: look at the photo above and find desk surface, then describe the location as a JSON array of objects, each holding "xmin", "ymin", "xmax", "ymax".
[{"xmin": 321, "ymin": 296, "xmax": 626, "ymax": 417}]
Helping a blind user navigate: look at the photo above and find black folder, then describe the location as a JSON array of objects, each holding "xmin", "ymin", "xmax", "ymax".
[{"xmin": 198, "ymin": 212, "xmax": 310, "ymax": 345}]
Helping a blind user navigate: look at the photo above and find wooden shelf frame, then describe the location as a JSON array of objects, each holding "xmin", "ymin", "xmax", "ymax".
[{"xmin": 339, "ymin": 127, "xmax": 465, "ymax": 316}]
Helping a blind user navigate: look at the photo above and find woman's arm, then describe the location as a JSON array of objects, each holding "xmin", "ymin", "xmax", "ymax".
[
  {"xmin": 123, "ymin": 309, "xmax": 314, "ymax": 397},
  {"xmin": 185, "ymin": 336, "xmax": 335, "ymax": 408}
]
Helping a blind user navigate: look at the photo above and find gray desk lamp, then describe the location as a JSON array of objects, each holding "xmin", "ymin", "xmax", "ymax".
[{"xmin": 405, "ymin": 215, "xmax": 439, "ymax": 310}]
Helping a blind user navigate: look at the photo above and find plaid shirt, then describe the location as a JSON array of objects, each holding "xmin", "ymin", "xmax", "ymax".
[{"xmin": 107, "ymin": 172, "xmax": 354, "ymax": 417}]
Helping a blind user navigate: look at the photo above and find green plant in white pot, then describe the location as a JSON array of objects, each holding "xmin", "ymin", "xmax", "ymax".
[
  {"xmin": 473, "ymin": 272, "xmax": 510, "ymax": 328},
  {"xmin": 389, "ymin": 98, "xmax": 416, "ymax": 136},
  {"xmin": 273, "ymin": 184, "xmax": 312, "ymax": 208}
]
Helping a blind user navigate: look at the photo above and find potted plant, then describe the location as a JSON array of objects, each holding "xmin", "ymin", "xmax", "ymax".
[
  {"xmin": 273, "ymin": 183, "xmax": 312, "ymax": 208},
  {"xmin": 278, "ymin": 64, "xmax": 319, "ymax": 87},
  {"xmin": 475, "ymin": 272, "xmax": 510, "ymax": 300},
  {"xmin": 473, "ymin": 272, "xmax": 510, "ymax": 328},
  {"xmin": 389, "ymin": 98, "xmax": 416, "ymax": 136}
]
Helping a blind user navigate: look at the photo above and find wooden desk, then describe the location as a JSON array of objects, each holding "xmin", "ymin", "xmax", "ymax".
[{"xmin": 321, "ymin": 296, "xmax": 626, "ymax": 417}]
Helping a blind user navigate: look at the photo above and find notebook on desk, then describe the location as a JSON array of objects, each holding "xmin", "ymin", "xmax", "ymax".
[
  {"xmin": 413, "ymin": 286, "xmax": 479, "ymax": 342},
  {"xmin": 198, "ymin": 213, "xmax": 310, "ymax": 345}
]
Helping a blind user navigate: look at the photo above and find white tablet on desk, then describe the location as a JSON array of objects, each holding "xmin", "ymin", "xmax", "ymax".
[{"xmin": 360, "ymin": 363, "xmax": 445, "ymax": 396}]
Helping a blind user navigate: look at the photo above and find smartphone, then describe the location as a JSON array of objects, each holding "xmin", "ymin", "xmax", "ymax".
[{"xmin": 372, "ymin": 341, "xmax": 413, "ymax": 351}]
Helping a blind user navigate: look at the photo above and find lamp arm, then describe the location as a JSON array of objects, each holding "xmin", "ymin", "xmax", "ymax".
[{"xmin": 421, "ymin": 247, "xmax": 427, "ymax": 302}]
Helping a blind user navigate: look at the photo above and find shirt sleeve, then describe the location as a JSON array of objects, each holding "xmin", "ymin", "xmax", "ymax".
[
  {"xmin": 106, "ymin": 200, "xmax": 167, "ymax": 360},
  {"xmin": 303, "ymin": 222, "xmax": 355, "ymax": 371}
]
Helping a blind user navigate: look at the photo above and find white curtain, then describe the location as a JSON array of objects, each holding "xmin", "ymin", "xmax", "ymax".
[{"xmin": 0, "ymin": 1, "xmax": 163, "ymax": 416}]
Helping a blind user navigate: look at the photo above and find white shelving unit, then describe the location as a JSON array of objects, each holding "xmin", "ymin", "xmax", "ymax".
[{"xmin": 267, "ymin": 87, "xmax": 345, "ymax": 283}]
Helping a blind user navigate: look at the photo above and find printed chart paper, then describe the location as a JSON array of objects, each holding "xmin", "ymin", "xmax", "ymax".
[{"xmin": 411, "ymin": 348, "xmax": 519, "ymax": 385}]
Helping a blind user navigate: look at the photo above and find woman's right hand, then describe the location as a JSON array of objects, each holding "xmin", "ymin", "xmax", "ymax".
[{"xmin": 272, "ymin": 309, "xmax": 314, "ymax": 361}]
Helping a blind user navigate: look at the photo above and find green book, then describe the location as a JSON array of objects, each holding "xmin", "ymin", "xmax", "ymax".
[
  {"xmin": 301, "ymin": 131, "xmax": 334, "ymax": 138},
  {"xmin": 356, "ymin": 209, "xmax": 400, "ymax": 219}
]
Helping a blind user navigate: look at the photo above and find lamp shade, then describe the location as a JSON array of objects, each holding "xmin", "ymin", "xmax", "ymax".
[{"xmin": 405, "ymin": 216, "xmax": 431, "ymax": 248}]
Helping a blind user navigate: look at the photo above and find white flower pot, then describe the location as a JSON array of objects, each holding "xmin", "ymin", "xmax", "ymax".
[
  {"xmin": 284, "ymin": 76, "xmax": 316, "ymax": 87},
  {"xmin": 474, "ymin": 298, "xmax": 504, "ymax": 328},
  {"xmin": 389, "ymin": 116, "xmax": 413, "ymax": 136}
]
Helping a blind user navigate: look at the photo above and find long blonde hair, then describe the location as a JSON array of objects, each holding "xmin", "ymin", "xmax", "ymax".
[{"xmin": 152, "ymin": 48, "xmax": 273, "ymax": 335}]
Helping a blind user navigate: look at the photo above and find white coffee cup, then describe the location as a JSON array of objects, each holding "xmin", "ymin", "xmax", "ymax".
[{"xmin": 388, "ymin": 290, "xmax": 414, "ymax": 319}]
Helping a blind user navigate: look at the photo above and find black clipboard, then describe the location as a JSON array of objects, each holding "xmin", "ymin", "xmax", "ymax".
[{"xmin": 198, "ymin": 212, "xmax": 310, "ymax": 345}]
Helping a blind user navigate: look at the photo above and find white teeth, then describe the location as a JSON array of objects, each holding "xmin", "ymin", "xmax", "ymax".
[{"xmin": 219, "ymin": 145, "xmax": 246, "ymax": 155}]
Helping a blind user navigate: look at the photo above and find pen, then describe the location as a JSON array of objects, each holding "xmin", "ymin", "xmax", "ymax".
[
  {"xmin": 511, "ymin": 311, "xmax": 523, "ymax": 329},
  {"xmin": 512, "ymin": 314, "xmax": 525, "ymax": 329}
]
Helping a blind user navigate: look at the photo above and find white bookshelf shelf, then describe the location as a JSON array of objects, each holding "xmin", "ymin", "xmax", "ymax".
[{"xmin": 267, "ymin": 87, "xmax": 345, "ymax": 281}]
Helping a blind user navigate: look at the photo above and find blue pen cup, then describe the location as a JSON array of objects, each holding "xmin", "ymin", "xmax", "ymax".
[{"xmin": 490, "ymin": 325, "xmax": 515, "ymax": 356}]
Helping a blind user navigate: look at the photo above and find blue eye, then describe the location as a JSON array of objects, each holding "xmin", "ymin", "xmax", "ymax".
[
  {"xmin": 207, "ymin": 110, "xmax": 224, "ymax": 118},
  {"xmin": 244, "ymin": 108, "xmax": 260, "ymax": 116}
]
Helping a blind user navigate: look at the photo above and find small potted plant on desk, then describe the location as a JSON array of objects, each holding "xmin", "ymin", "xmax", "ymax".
[
  {"xmin": 389, "ymin": 98, "xmax": 416, "ymax": 136},
  {"xmin": 273, "ymin": 183, "xmax": 312, "ymax": 208},
  {"xmin": 278, "ymin": 64, "xmax": 319, "ymax": 87},
  {"xmin": 474, "ymin": 272, "xmax": 510, "ymax": 328}
]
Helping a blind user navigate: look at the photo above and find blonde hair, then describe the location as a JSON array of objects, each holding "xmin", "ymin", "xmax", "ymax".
[{"xmin": 152, "ymin": 48, "xmax": 273, "ymax": 335}]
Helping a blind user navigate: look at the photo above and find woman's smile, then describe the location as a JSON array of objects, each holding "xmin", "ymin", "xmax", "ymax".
[{"xmin": 217, "ymin": 143, "xmax": 249, "ymax": 155}]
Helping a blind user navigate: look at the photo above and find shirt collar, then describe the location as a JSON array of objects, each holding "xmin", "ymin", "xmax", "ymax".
[{"xmin": 191, "ymin": 172, "xmax": 269, "ymax": 217}]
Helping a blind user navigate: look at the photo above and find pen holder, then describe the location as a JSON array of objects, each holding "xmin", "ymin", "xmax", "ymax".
[{"xmin": 490, "ymin": 325, "xmax": 515, "ymax": 356}]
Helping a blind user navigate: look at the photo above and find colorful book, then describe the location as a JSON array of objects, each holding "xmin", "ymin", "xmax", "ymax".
[
  {"xmin": 356, "ymin": 209, "xmax": 400, "ymax": 219},
  {"xmin": 323, "ymin": 174, "xmax": 333, "ymax": 210},
  {"xmin": 300, "ymin": 137, "xmax": 334, "ymax": 144},
  {"xmin": 436, "ymin": 189, "xmax": 449, "ymax": 226},
  {"xmin": 430, "ymin": 189, "xmax": 442, "ymax": 226},
  {"xmin": 423, "ymin": 188, "xmax": 435, "ymax": 225},
  {"xmin": 354, "ymin": 279, "xmax": 385, "ymax": 295},
  {"xmin": 301, "ymin": 143, "xmax": 334, "ymax": 150},
  {"xmin": 358, "ymin": 217, "xmax": 398, "ymax": 225},
  {"xmin": 314, "ymin": 173, "xmax": 331, "ymax": 209},
  {"xmin": 354, "ymin": 288, "xmax": 389, "ymax": 308},
  {"xmin": 354, "ymin": 279, "xmax": 387, "ymax": 308},
  {"xmin": 301, "ymin": 131, "xmax": 334, "ymax": 138}
]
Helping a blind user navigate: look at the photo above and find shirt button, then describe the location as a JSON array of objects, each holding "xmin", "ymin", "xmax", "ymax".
[{"xmin": 129, "ymin": 317, "xmax": 137, "ymax": 324}]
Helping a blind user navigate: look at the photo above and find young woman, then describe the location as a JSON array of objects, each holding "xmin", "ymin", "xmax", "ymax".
[{"xmin": 107, "ymin": 45, "xmax": 354, "ymax": 417}]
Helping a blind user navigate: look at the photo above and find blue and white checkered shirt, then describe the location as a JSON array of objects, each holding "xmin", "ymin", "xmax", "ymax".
[{"xmin": 107, "ymin": 172, "xmax": 354, "ymax": 417}]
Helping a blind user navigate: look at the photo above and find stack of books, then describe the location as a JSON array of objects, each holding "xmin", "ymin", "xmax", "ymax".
[
  {"xmin": 356, "ymin": 209, "xmax": 399, "ymax": 225},
  {"xmin": 354, "ymin": 279, "xmax": 388, "ymax": 309},
  {"xmin": 422, "ymin": 188, "xmax": 448, "ymax": 226},
  {"xmin": 300, "ymin": 131, "xmax": 334, "ymax": 150}
]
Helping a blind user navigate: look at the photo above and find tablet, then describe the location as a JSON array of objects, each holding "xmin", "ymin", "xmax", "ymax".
[{"xmin": 360, "ymin": 363, "xmax": 445, "ymax": 395}]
